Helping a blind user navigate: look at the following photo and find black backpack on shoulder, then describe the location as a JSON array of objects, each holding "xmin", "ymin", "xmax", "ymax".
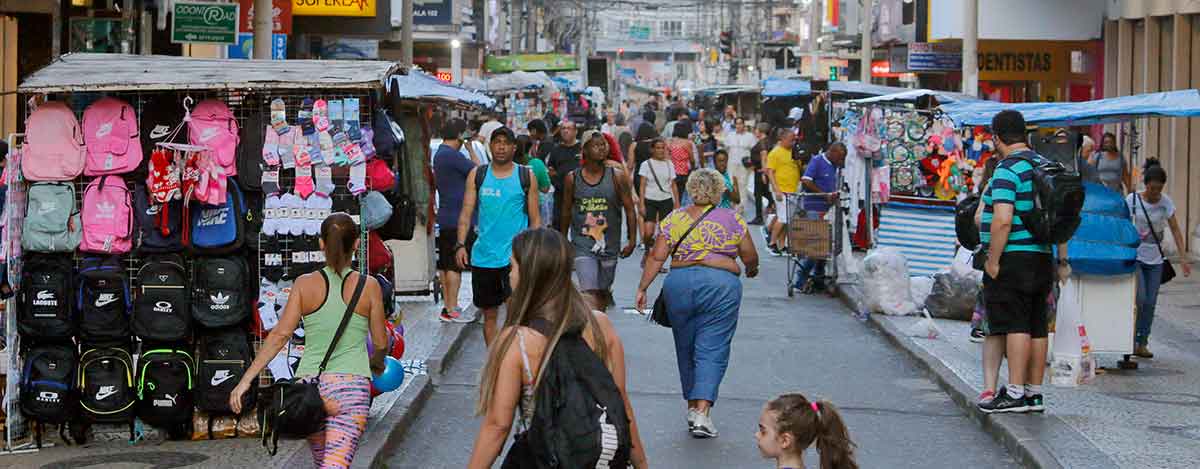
[
  {"xmin": 77, "ymin": 256, "xmax": 132, "ymax": 342},
  {"xmin": 133, "ymin": 254, "xmax": 192, "ymax": 342},
  {"xmin": 195, "ymin": 327, "xmax": 255, "ymax": 415},
  {"xmin": 18, "ymin": 253, "xmax": 75, "ymax": 340},
  {"xmin": 78, "ymin": 346, "xmax": 137, "ymax": 428},
  {"xmin": 955, "ymin": 193, "xmax": 981, "ymax": 251},
  {"xmin": 136, "ymin": 348, "xmax": 195, "ymax": 429},
  {"xmin": 1009, "ymin": 151, "xmax": 1085, "ymax": 245},
  {"xmin": 192, "ymin": 256, "xmax": 250, "ymax": 328}
]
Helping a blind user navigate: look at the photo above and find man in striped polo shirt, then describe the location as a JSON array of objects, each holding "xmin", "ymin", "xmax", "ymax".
[{"xmin": 977, "ymin": 110, "xmax": 1071, "ymax": 414}]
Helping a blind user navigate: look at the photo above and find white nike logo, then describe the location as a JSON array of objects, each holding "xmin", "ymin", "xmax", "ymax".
[
  {"xmin": 95, "ymin": 293, "xmax": 119, "ymax": 308},
  {"xmin": 210, "ymin": 370, "xmax": 234, "ymax": 386},
  {"xmin": 95, "ymin": 385, "xmax": 118, "ymax": 401}
]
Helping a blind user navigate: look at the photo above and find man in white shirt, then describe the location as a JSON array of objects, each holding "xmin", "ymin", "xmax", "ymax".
[
  {"xmin": 478, "ymin": 112, "xmax": 504, "ymax": 146},
  {"xmin": 724, "ymin": 117, "xmax": 756, "ymax": 213}
]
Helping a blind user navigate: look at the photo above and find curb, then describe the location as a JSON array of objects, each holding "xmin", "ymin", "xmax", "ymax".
[{"xmin": 835, "ymin": 282, "xmax": 1065, "ymax": 469}]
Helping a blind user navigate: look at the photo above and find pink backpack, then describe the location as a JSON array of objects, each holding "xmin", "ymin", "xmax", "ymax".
[
  {"xmin": 23, "ymin": 101, "xmax": 85, "ymax": 181},
  {"xmin": 188, "ymin": 99, "xmax": 239, "ymax": 176},
  {"xmin": 81, "ymin": 175, "xmax": 133, "ymax": 254},
  {"xmin": 82, "ymin": 97, "xmax": 143, "ymax": 176}
]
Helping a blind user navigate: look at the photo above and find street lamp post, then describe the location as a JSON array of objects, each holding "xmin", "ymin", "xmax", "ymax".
[{"xmin": 451, "ymin": 39, "xmax": 463, "ymax": 85}]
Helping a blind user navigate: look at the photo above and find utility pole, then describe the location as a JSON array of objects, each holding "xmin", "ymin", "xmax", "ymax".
[
  {"xmin": 401, "ymin": 0, "xmax": 414, "ymax": 67},
  {"xmin": 962, "ymin": 0, "xmax": 979, "ymax": 96},
  {"xmin": 511, "ymin": 0, "xmax": 522, "ymax": 54},
  {"xmin": 861, "ymin": 0, "xmax": 873, "ymax": 82},
  {"xmin": 808, "ymin": 0, "xmax": 821, "ymax": 78},
  {"xmin": 253, "ymin": 0, "xmax": 271, "ymax": 59},
  {"xmin": 526, "ymin": 0, "xmax": 537, "ymax": 52},
  {"xmin": 578, "ymin": 4, "xmax": 588, "ymax": 84}
]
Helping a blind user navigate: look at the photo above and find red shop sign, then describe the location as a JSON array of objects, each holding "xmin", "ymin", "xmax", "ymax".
[{"xmin": 240, "ymin": 0, "xmax": 293, "ymax": 35}]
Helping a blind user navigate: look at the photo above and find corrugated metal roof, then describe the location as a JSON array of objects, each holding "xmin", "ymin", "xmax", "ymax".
[{"xmin": 18, "ymin": 53, "xmax": 404, "ymax": 93}]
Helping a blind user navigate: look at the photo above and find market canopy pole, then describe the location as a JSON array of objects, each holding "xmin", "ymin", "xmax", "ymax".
[
  {"xmin": 861, "ymin": 0, "xmax": 873, "ymax": 82},
  {"xmin": 962, "ymin": 0, "xmax": 979, "ymax": 96},
  {"xmin": 401, "ymin": 0, "xmax": 414, "ymax": 68},
  {"xmin": 253, "ymin": 0, "xmax": 271, "ymax": 59}
]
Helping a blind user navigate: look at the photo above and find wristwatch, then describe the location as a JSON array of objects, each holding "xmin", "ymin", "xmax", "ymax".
[{"xmin": 455, "ymin": 243, "xmax": 467, "ymax": 251}]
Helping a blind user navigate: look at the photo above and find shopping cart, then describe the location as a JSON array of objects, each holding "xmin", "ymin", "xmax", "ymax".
[{"xmin": 785, "ymin": 191, "xmax": 839, "ymax": 297}]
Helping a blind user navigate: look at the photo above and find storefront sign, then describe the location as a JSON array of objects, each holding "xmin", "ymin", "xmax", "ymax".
[
  {"xmin": 228, "ymin": 33, "xmax": 287, "ymax": 59},
  {"xmin": 292, "ymin": 0, "xmax": 376, "ymax": 17},
  {"xmin": 887, "ymin": 45, "xmax": 909, "ymax": 73},
  {"xmin": 977, "ymin": 40, "xmax": 1077, "ymax": 82},
  {"xmin": 908, "ymin": 42, "xmax": 961, "ymax": 72},
  {"xmin": 240, "ymin": 0, "xmax": 292, "ymax": 34},
  {"xmin": 435, "ymin": 71, "xmax": 453, "ymax": 83},
  {"xmin": 870, "ymin": 60, "xmax": 904, "ymax": 78},
  {"xmin": 629, "ymin": 26, "xmax": 651, "ymax": 40},
  {"xmin": 319, "ymin": 37, "xmax": 379, "ymax": 59},
  {"xmin": 414, "ymin": 0, "xmax": 451, "ymax": 25},
  {"xmin": 172, "ymin": 1, "xmax": 239, "ymax": 45},
  {"xmin": 486, "ymin": 54, "xmax": 578, "ymax": 73}
]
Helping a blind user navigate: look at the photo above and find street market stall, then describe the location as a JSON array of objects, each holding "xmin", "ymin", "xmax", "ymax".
[
  {"xmin": 462, "ymin": 71, "xmax": 555, "ymax": 132},
  {"xmin": 693, "ymin": 85, "xmax": 762, "ymax": 122}
]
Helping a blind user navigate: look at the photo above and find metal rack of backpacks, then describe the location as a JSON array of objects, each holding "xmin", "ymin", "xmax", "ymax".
[{"xmin": 0, "ymin": 54, "xmax": 430, "ymax": 454}]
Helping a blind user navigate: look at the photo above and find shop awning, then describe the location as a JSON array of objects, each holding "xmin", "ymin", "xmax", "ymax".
[
  {"xmin": 470, "ymin": 71, "xmax": 557, "ymax": 93},
  {"xmin": 18, "ymin": 53, "xmax": 403, "ymax": 93},
  {"xmin": 761, "ymin": 78, "xmax": 913, "ymax": 98},
  {"xmin": 939, "ymin": 90, "xmax": 1200, "ymax": 126},
  {"xmin": 848, "ymin": 89, "xmax": 982, "ymax": 105},
  {"xmin": 387, "ymin": 71, "xmax": 496, "ymax": 109},
  {"xmin": 694, "ymin": 85, "xmax": 760, "ymax": 97}
]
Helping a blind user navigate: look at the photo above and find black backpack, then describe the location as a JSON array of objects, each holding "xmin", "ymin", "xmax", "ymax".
[
  {"xmin": 192, "ymin": 256, "xmax": 250, "ymax": 328},
  {"xmin": 372, "ymin": 108, "xmax": 404, "ymax": 158},
  {"xmin": 78, "ymin": 346, "xmax": 137, "ymax": 425},
  {"xmin": 20, "ymin": 343, "xmax": 77, "ymax": 425},
  {"xmin": 19, "ymin": 253, "xmax": 75, "ymax": 340},
  {"xmin": 1009, "ymin": 152, "xmax": 1085, "ymax": 245},
  {"xmin": 955, "ymin": 193, "xmax": 982, "ymax": 251},
  {"xmin": 195, "ymin": 327, "xmax": 254, "ymax": 414},
  {"xmin": 77, "ymin": 256, "xmax": 132, "ymax": 342},
  {"xmin": 237, "ymin": 95, "xmax": 265, "ymax": 192},
  {"xmin": 133, "ymin": 254, "xmax": 192, "ymax": 343},
  {"xmin": 518, "ymin": 332, "xmax": 632, "ymax": 469},
  {"xmin": 132, "ymin": 182, "xmax": 184, "ymax": 253},
  {"xmin": 136, "ymin": 348, "xmax": 195, "ymax": 428},
  {"xmin": 377, "ymin": 190, "xmax": 417, "ymax": 241}
]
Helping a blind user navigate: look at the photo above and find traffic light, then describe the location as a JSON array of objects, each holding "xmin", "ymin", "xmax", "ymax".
[
  {"xmin": 719, "ymin": 31, "xmax": 733, "ymax": 56},
  {"xmin": 729, "ymin": 60, "xmax": 739, "ymax": 81}
]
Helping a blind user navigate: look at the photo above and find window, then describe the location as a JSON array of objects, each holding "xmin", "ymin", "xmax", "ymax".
[
  {"xmin": 617, "ymin": 19, "xmax": 630, "ymax": 35},
  {"xmin": 661, "ymin": 20, "xmax": 683, "ymax": 38}
]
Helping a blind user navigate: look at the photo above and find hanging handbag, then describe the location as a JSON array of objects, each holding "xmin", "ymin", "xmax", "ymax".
[
  {"xmin": 649, "ymin": 205, "xmax": 716, "ymax": 328},
  {"xmin": 260, "ymin": 272, "xmax": 367, "ymax": 455},
  {"xmin": 1137, "ymin": 194, "xmax": 1177, "ymax": 285}
]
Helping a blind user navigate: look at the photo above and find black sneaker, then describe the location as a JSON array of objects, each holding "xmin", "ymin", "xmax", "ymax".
[
  {"xmin": 969, "ymin": 328, "xmax": 985, "ymax": 343},
  {"xmin": 1025, "ymin": 394, "xmax": 1045, "ymax": 412},
  {"xmin": 978, "ymin": 388, "xmax": 1030, "ymax": 414}
]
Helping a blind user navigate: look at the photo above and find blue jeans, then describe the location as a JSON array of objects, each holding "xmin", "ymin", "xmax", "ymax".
[
  {"xmin": 1135, "ymin": 261, "xmax": 1164, "ymax": 346},
  {"xmin": 663, "ymin": 266, "xmax": 742, "ymax": 403}
]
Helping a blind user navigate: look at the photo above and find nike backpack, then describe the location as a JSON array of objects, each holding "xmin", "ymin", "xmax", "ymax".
[
  {"xmin": 133, "ymin": 182, "xmax": 184, "ymax": 253},
  {"xmin": 192, "ymin": 256, "xmax": 250, "ymax": 328},
  {"xmin": 78, "ymin": 346, "xmax": 137, "ymax": 425},
  {"xmin": 189, "ymin": 99, "xmax": 239, "ymax": 176},
  {"xmin": 77, "ymin": 256, "xmax": 132, "ymax": 342},
  {"xmin": 81, "ymin": 175, "xmax": 134, "ymax": 254},
  {"xmin": 82, "ymin": 96, "xmax": 143, "ymax": 176},
  {"xmin": 187, "ymin": 178, "xmax": 246, "ymax": 254},
  {"xmin": 1009, "ymin": 151, "xmax": 1086, "ymax": 245},
  {"xmin": 136, "ymin": 348, "xmax": 195, "ymax": 428},
  {"xmin": 20, "ymin": 343, "xmax": 77, "ymax": 426},
  {"xmin": 133, "ymin": 254, "xmax": 191, "ymax": 343},
  {"xmin": 22, "ymin": 101, "xmax": 86, "ymax": 181},
  {"xmin": 23, "ymin": 182, "xmax": 82, "ymax": 253},
  {"xmin": 18, "ymin": 253, "xmax": 76, "ymax": 340},
  {"xmin": 195, "ymin": 327, "xmax": 254, "ymax": 414}
]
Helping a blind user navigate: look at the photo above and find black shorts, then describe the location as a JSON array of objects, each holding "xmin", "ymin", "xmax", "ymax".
[
  {"xmin": 983, "ymin": 251, "xmax": 1053, "ymax": 338},
  {"xmin": 436, "ymin": 229, "xmax": 475, "ymax": 272},
  {"xmin": 644, "ymin": 198, "xmax": 673, "ymax": 223},
  {"xmin": 471, "ymin": 265, "xmax": 512, "ymax": 309}
]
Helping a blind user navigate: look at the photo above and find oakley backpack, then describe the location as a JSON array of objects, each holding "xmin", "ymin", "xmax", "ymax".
[
  {"xmin": 18, "ymin": 253, "xmax": 75, "ymax": 340},
  {"xmin": 187, "ymin": 178, "xmax": 246, "ymax": 254},
  {"xmin": 136, "ymin": 348, "xmax": 195, "ymax": 428},
  {"xmin": 78, "ymin": 346, "xmax": 136, "ymax": 425},
  {"xmin": 82, "ymin": 97, "xmax": 143, "ymax": 176},
  {"xmin": 77, "ymin": 256, "xmax": 132, "ymax": 342},
  {"xmin": 133, "ymin": 254, "xmax": 191, "ymax": 343},
  {"xmin": 23, "ymin": 182, "xmax": 82, "ymax": 253},
  {"xmin": 1008, "ymin": 151, "xmax": 1086, "ymax": 245},
  {"xmin": 192, "ymin": 256, "xmax": 250, "ymax": 328},
  {"xmin": 20, "ymin": 343, "xmax": 77, "ymax": 426},
  {"xmin": 81, "ymin": 175, "xmax": 134, "ymax": 254},
  {"xmin": 196, "ymin": 327, "xmax": 254, "ymax": 414},
  {"xmin": 23, "ymin": 101, "xmax": 85, "ymax": 181},
  {"xmin": 133, "ymin": 182, "xmax": 184, "ymax": 253},
  {"xmin": 189, "ymin": 99, "xmax": 240, "ymax": 176}
]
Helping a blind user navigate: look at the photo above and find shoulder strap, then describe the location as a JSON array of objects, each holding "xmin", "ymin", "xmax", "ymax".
[
  {"xmin": 317, "ymin": 272, "xmax": 368, "ymax": 374},
  {"xmin": 519, "ymin": 166, "xmax": 531, "ymax": 194},
  {"xmin": 1136, "ymin": 194, "xmax": 1167, "ymax": 257},
  {"xmin": 669, "ymin": 205, "xmax": 716, "ymax": 259},
  {"xmin": 474, "ymin": 164, "xmax": 489, "ymax": 189},
  {"xmin": 646, "ymin": 159, "xmax": 666, "ymax": 193}
]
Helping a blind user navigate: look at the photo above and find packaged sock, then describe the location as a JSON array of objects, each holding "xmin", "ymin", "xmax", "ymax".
[
  {"xmin": 276, "ymin": 280, "xmax": 294, "ymax": 311},
  {"xmin": 318, "ymin": 131, "xmax": 336, "ymax": 164},
  {"xmin": 329, "ymin": 99, "xmax": 344, "ymax": 132},
  {"xmin": 261, "ymin": 194, "xmax": 282, "ymax": 235},
  {"xmin": 359, "ymin": 126, "xmax": 376, "ymax": 159},
  {"xmin": 261, "ymin": 167, "xmax": 281, "ymax": 194},
  {"xmin": 331, "ymin": 130, "xmax": 352, "ymax": 166},
  {"xmin": 262, "ymin": 126, "xmax": 281, "ymax": 166},
  {"xmin": 343, "ymin": 137, "xmax": 366, "ymax": 166},
  {"xmin": 314, "ymin": 163, "xmax": 336, "ymax": 197},
  {"xmin": 344, "ymin": 98, "xmax": 362, "ymax": 140},
  {"xmin": 299, "ymin": 99, "xmax": 316, "ymax": 136},
  {"xmin": 312, "ymin": 99, "xmax": 330, "ymax": 132},
  {"xmin": 294, "ymin": 166, "xmax": 314, "ymax": 199},
  {"xmin": 305, "ymin": 194, "xmax": 332, "ymax": 235},
  {"xmin": 348, "ymin": 160, "xmax": 368, "ymax": 195},
  {"xmin": 270, "ymin": 98, "xmax": 289, "ymax": 135},
  {"xmin": 278, "ymin": 127, "xmax": 296, "ymax": 169},
  {"xmin": 260, "ymin": 235, "xmax": 286, "ymax": 282},
  {"xmin": 280, "ymin": 192, "xmax": 306, "ymax": 236},
  {"xmin": 258, "ymin": 279, "xmax": 280, "ymax": 331}
]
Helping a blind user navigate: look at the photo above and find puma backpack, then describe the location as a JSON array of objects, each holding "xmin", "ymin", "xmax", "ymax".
[
  {"xmin": 77, "ymin": 256, "xmax": 132, "ymax": 342},
  {"xmin": 19, "ymin": 253, "xmax": 76, "ymax": 340},
  {"xmin": 81, "ymin": 175, "xmax": 134, "ymax": 254},
  {"xmin": 78, "ymin": 346, "xmax": 137, "ymax": 424},
  {"xmin": 23, "ymin": 101, "xmax": 85, "ymax": 181},
  {"xmin": 195, "ymin": 327, "xmax": 254, "ymax": 414},
  {"xmin": 192, "ymin": 256, "xmax": 250, "ymax": 328},
  {"xmin": 82, "ymin": 96, "xmax": 143, "ymax": 176},
  {"xmin": 136, "ymin": 348, "xmax": 195, "ymax": 428},
  {"xmin": 23, "ymin": 182, "xmax": 82, "ymax": 253},
  {"xmin": 133, "ymin": 254, "xmax": 191, "ymax": 343}
]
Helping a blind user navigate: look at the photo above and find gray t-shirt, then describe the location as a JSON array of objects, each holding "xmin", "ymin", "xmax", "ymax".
[
  {"xmin": 1091, "ymin": 152, "xmax": 1126, "ymax": 193},
  {"xmin": 570, "ymin": 167, "xmax": 623, "ymax": 259},
  {"xmin": 1127, "ymin": 192, "xmax": 1175, "ymax": 265}
]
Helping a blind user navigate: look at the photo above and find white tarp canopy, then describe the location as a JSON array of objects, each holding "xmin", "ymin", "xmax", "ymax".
[
  {"xmin": 467, "ymin": 71, "xmax": 556, "ymax": 93},
  {"xmin": 848, "ymin": 89, "xmax": 981, "ymax": 105}
]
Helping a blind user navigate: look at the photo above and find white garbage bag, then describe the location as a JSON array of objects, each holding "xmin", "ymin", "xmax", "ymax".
[
  {"xmin": 909, "ymin": 276, "xmax": 935, "ymax": 307},
  {"xmin": 862, "ymin": 247, "xmax": 919, "ymax": 315}
]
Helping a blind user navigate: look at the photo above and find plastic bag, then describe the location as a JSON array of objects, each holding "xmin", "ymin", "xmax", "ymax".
[
  {"xmin": 909, "ymin": 276, "xmax": 935, "ymax": 307},
  {"xmin": 907, "ymin": 307, "xmax": 944, "ymax": 340},
  {"xmin": 862, "ymin": 248, "xmax": 919, "ymax": 315},
  {"xmin": 924, "ymin": 271, "xmax": 980, "ymax": 321}
]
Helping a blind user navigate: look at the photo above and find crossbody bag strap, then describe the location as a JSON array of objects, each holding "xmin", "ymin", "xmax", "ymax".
[
  {"xmin": 668, "ymin": 205, "xmax": 717, "ymax": 259},
  {"xmin": 1137, "ymin": 194, "xmax": 1167, "ymax": 258},
  {"xmin": 646, "ymin": 158, "xmax": 667, "ymax": 193},
  {"xmin": 317, "ymin": 271, "xmax": 368, "ymax": 374}
]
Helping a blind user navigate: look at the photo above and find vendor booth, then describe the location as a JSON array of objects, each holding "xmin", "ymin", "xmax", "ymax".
[
  {"xmin": 1, "ymin": 53, "xmax": 493, "ymax": 452},
  {"xmin": 462, "ymin": 71, "xmax": 556, "ymax": 133}
]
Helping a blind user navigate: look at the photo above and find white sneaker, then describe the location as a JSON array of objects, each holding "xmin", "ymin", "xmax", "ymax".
[
  {"xmin": 690, "ymin": 411, "xmax": 718, "ymax": 438},
  {"xmin": 686, "ymin": 409, "xmax": 701, "ymax": 431}
]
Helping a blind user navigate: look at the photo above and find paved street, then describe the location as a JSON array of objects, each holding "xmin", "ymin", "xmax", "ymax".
[{"xmin": 383, "ymin": 233, "xmax": 1019, "ymax": 468}]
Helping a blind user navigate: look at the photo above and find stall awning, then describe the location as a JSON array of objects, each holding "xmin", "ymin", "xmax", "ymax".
[
  {"xmin": 471, "ymin": 71, "xmax": 556, "ymax": 93},
  {"xmin": 761, "ymin": 78, "xmax": 914, "ymax": 98},
  {"xmin": 939, "ymin": 90, "xmax": 1200, "ymax": 126},
  {"xmin": 387, "ymin": 71, "xmax": 496, "ymax": 108},
  {"xmin": 694, "ymin": 85, "xmax": 761, "ymax": 97},
  {"xmin": 18, "ymin": 53, "xmax": 403, "ymax": 93},
  {"xmin": 848, "ymin": 89, "xmax": 982, "ymax": 105}
]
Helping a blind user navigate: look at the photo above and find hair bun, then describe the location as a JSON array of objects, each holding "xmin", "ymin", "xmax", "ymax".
[{"xmin": 1144, "ymin": 158, "xmax": 1163, "ymax": 170}]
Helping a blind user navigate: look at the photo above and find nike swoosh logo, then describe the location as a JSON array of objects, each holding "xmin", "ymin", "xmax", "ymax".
[
  {"xmin": 210, "ymin": 374, "xmax": 233, "ymax": 386},
  {"xmin": 150, "ymin": 125, "xmax": 171, "ymax": 139},
  {"xmin": 95, "ymin": 297, "xmax": 119, "ymax": 308},
  {"xmin": 96, "ymin": 389, "xmax": 117, "ymax": 401}
]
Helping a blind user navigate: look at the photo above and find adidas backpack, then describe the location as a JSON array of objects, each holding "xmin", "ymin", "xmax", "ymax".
[
  {"xmin": 192, "ymin": 256, "xmax": 250, "ymax": 328},
  {"xmin": 136, "ymin": 348, "xmax": 195, "ymax": 428},
  {"xmin": 1009, "ymin": 151, "xmax": 1086, "ymax": 245},
  {"xmin": 81, "ymin": 175, "xmax": 134, "ymax": 254},
  {"xmin": 133, "ymin": 182, "xmax": 184, "ymax": 253},
  {"xmin": 133, "ymin": 254, "xmax": 191, "ymax": 343},
  {"xmin": 82, "ymin": 97, "xmax": 143, "ymax": 176},
  {"xmin": 196, "ymin": 327, "xmax": 254, "ymax": 414},
  {"xmin": 23, "ymin": 101, "xmax": 86, "ymax": 181},
  {"xmin": 77, "ymin": 256, "xmax": 131, "ymax": 341},
  {"xmin": 20, "ymin": 343, "xmax": 77, "ymax": 425},
  {"xmin": 19, "ymin": 253, "xmax": 76, "ymax": 340},
  {"xmin": 23, "ymin": 182, "xmax": 82, "ymax": 253},
  {"xmin": 78, "ymin": 346, "xmax": 137, "ymax": 424},
  {"xmin": 189, "ymin": 99, "xmax": 239, "ymax": 176},
  {"xmin": 187, "ymin": 178, "xmax": 246, "ymax": 254}
]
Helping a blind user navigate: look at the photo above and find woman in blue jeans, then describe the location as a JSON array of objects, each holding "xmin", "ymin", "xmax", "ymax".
[
  {"xmin": 1126, "ymin": 159, "xmax": 1191, "ymax": 358},
  {"xmin": 636, "ymin": 169, "xmax": 760, "ymax": 439}
]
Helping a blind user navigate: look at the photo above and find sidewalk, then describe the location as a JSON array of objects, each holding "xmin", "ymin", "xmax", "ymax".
[{"xmin": 842, "ymin": 275, "xmax": 1200, "ymax": 469}]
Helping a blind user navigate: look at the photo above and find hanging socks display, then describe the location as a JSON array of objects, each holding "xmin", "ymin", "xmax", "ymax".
[
  {"xmin": 278, "ymin": 127, "xmax": 296, "ymax": 170},
  {"xmin": 348, "ymin": 160, "xmax": 368, "ymax": 195},
  {"xmin": 344, "ymin": 98, "xmax": 363, "ymax": 141},
  {"xmin": 312, "ymin": 99, "xmax": 330, "ymax": 132},
  {"xmin": 305, "ymin": 194, "xmax": 333, "ymax": 236},
  {"xmin": 318, "ymin": 130, "xmax": 336, "ymax": 164},
  {"xmin": 262, "ymin": 194, "xmax": 283, "ymax": 235},
  {"xmin": 261, "ymin": 167, "xmax": 281, "ymax": 194},
  {"xmin": 258, "ymin": 279, "xmax": 280, "ymax": 332},
  {"xmin": 314, "ymin": 163, "xmax": 336, "ymax": 197},
  {"xmin": 262, "ymin": 126, "xmax": 281, "ymax": 166},
  {"xmin": 280, "ymin": 192, "xmax": 306, "ymax": 236},
  {"xmin": 331, "ymin": 130, "xmax": 352, "ymax": 166},
  {"xmin": 328, "ymin": 100, "xmax": 344, "ymax": 132},
  {"xmin": 270, "ymin": 98, "xmax": 289, "ymax": 135},
  {"xmin": 359, "ymin": 126, "xmax": 376, "ymax": 159}
]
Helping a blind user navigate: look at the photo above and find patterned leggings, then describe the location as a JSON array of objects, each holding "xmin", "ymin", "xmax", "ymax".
[{"xmin": 307, "ymin": 373, "xmax": 372, "ymax": 469}]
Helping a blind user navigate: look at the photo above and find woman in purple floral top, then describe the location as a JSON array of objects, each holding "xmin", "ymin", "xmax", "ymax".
[{"xmin": 635, "ymin": 168, "xmax": 760, "ymax": 439}]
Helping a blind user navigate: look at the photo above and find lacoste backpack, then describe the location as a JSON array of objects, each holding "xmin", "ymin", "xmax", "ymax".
[
  {"xmin": 23, "ymin": 101, "xmax": 85, "ymax": 181},
  {"xmin": 192, "ymin": 256, "xmax": 250, "ymax": 328},
  {"xmin": 78, "ymin": 346, "xmax": 137, "ymax": 425},
  {"xmin": 189, "ymin": 99, "xmax": 240, "ymax": 176},
  {"xmin": 195, "ymin": 327, "xmax": 254, "ymax": 414},
  {"xmin": 82, "ymin": 96, "xmax": 143, "ymax": 176},
  {"xmin": 18, "ymin": 253, "xmax": 76, "ymax": 340},
  {"xmin": 136, "ymin": 348, "xmax": 195, "ymax": 428},
  {"xmin": 133, "ymin": 254, "xmax": 191, "ymax": 343},
  {"xmin": 81, "ymin": 175, "xmax": 134, "ymax": 254},
  {"xmin": 23, "ymin": 182, "xmax": 82, "ymax": 253},
  {"xmin": 20, "ymin": 343, "xmax": 77, "ymax": 426},
  {"xmin": 188, "ymin": 177, "xmax": 246, "ymax": 254},
  {"xmin": 77, "ymin": 256, "xmax": 132, "ymax": 342}
]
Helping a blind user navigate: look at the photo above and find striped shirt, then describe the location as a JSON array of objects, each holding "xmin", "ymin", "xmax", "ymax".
[{"xmin": 980, "ymin": 152, "xmax": 1052, "ymax": 253}]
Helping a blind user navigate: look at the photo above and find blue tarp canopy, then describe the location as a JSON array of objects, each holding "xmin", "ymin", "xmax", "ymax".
[
  {"xmin": 848, "ymin": 89, "xmax": 982, "ymax": 104},
  {"xmin": 387, "ymin": 71, "xmax": 496, "ymax": 108},
  {"xmin": 940, "ymin": 89, "xmax": 1200, "ymax": 126},
  {"xmin": 761, "ymin": 78, "xmax": 912, "ymax": 98}
]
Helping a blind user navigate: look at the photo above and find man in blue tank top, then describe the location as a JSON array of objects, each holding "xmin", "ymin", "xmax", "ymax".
[{"xmin": 456, "ymin": 127, "xmax": 541, "ymax": 346}]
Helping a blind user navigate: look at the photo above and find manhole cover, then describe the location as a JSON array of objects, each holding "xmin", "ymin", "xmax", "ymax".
[{"xmin": 43, "ymin": 451, "xmax": 208, "ymax": 468}]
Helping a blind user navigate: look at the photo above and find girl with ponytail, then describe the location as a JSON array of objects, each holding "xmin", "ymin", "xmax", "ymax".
[{"xmin": 756, "ymin": 393, "xmax": 859, "ymax": 469}]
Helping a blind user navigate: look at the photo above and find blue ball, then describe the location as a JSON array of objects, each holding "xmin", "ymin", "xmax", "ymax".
[{"xmin": 372, "ymin": 356, "xmax": 405, "ymax": 393}]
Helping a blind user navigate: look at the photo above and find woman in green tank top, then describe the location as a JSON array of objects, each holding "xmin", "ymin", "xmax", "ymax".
[{"xmin": 230, "ymin": 213, "xmax": 390, "ymax": 468}]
